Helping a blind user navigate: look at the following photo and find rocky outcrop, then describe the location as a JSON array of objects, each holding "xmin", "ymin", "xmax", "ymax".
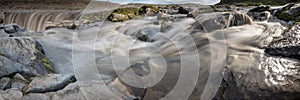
[{"xmin": 0, "ymin": 37, "xmax": 53, "ymax": 78}]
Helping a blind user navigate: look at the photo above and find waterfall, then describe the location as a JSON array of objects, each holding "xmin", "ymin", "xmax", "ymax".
[{"xmin": 1, "ymin": 11, "xmax": 81, "ymax": 32}]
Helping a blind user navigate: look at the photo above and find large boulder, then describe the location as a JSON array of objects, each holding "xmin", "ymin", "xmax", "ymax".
[{"xmin": 0, "ymin": 37, "xmax": 53, "ymax": 78}]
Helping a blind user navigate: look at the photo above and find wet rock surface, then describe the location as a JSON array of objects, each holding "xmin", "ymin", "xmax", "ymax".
[
  {"xmin": 266, "ymin": 24, "xmax": 300, "ymax": 59},
  {"xmin": 247, "ymin": 6, "xmax": 271, "ymax": 21},
  {"xmin": 0, "ymin": 2, "xmax": 300, "ymax": 100},
  {"xmin": 196, "ymin": 11, "xmax": 253, "ymax": 32},
  {"xmin": 0, "ymin": 37, "xmax": 52, "ymax": 78},
  {"xmin": 218, "ymin": 55, "xmax": 300, "ymax": 100}
]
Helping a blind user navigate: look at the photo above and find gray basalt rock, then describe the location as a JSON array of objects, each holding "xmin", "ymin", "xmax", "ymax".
[{"xmin": 0, "ymin": 37, "xmax": 52, "ymax": 78}]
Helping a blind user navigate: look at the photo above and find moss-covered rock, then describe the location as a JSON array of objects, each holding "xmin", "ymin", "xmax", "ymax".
[
  {"xmin": 107, "ymin": 7, "xmax": 140, "ymax": 22},
  {"xmin": 275, "ymin": 3, "xmax": 300, "ymax": 22},
  {"xmin": 42, "ymin": 56, "xmax": 54, "ymax": 73},
  {"xmin": 139, "ymin": 5, "xmax": 159, "ymax": 15}
]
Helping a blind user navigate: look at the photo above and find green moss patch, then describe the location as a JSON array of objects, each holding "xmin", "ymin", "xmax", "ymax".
[
  {"xmin": 42, "ymin": 56, "xmax": 54, "ymax": 73},
  {"xmin": 275, "ymin": 9, "xmax": 300, "ymax": 22}
]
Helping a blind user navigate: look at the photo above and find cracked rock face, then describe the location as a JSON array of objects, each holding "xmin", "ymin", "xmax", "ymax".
[{"xmin": 0, "ymin": 37, "xmax": 52, "ymax": 78}]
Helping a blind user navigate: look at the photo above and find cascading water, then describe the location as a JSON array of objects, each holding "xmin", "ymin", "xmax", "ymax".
[
  {"xmin": 24, "ymin": 9, "xmax": 293, "ymax": 99},
  {"xmin": 0, "ymin": 11, "xmax": 81, "ymax": 32},
  {"xmin": 1, "ymin": 1, "xmax": 300, "ymax": 99}
]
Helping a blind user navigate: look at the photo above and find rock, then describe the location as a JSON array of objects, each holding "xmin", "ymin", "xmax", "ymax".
[
  {"xmin": 0, "ymin": 37, "xmax": 53, "ymax": 78},
  {"xmin": 0, "ymin": 88, "xmax": 23, "ymax": 100},
  {"xmin": 13, "ymin": 73, "xmax": 29, "ymax": 83},
  {"xmin": 247, "ymin": 6, "xmax": 271, "ymax": 21},
  {"xmin": 266, "ymin": 37, "xmax": 300, "ymax": 59},
  {"xmin": 107, "ymin": 7, "xmax": 140, "ymax": 22},
  {"xmin": 195, "ymin": 12, "xmax": 253, "ymax": 32},
  {"xmin": 109, "ymin": 13, "xmax": 129, "ymax": 22},
  {"xmin": 4, "ymin": 24, "xmax": 26, "ymax": 34},
  {"xmin": 25, "ymin": 74, "xmax": 76, "ymax": 93},
  {"xmin": 0, "ymin": 77, "xmax": 11, "ymax": 90},
  {"xmin": 23, "ymin": 80, "xmax": 135, "ymax": 100},
  {"xmin": 275, "ymin": 3, "xmax": 300, "ymax": 21},
  {"xmin": 248, "ymin": 6, "xmax": 271, "ymax": 12},
  {"xmin": 0, "ymin": 19, "xmax": 3, "ymax": 24},
  {"xmin": 23, "ymin": 93, "xmax": 49, "ymax": 100},
  {"xmin": 218, "ymin": 56, "xmax": 300, "ymax": 100},
  {"xmin": 9, "ymin": 73, "xmax": 28, "ymax": 90},
  {"xmin": 140, "ymin": 5, "xmax": 159, "ymax": 16},
  {"xmin": 11, "ymin": 81, "xmax": 26, "ymax": 90},
  {"xmin": 178, "ymin": 7, "xmax": 189, "ymax": 14},
  {"xmin": 45, "ymin": 20, "xmax": 77, "ymax": 30},
  {"xmin": 266, "ymin": 24, "xmax": 300, "ymax": 59},
  {"xmin": 4, "ymin": 24, "xmax": 20, "ymax": 33}
]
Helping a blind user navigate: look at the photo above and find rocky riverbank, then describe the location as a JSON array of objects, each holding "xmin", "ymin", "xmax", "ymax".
[{"xmin": 0, "ymin": 1, "xmax": 300, "ymax": 100}]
